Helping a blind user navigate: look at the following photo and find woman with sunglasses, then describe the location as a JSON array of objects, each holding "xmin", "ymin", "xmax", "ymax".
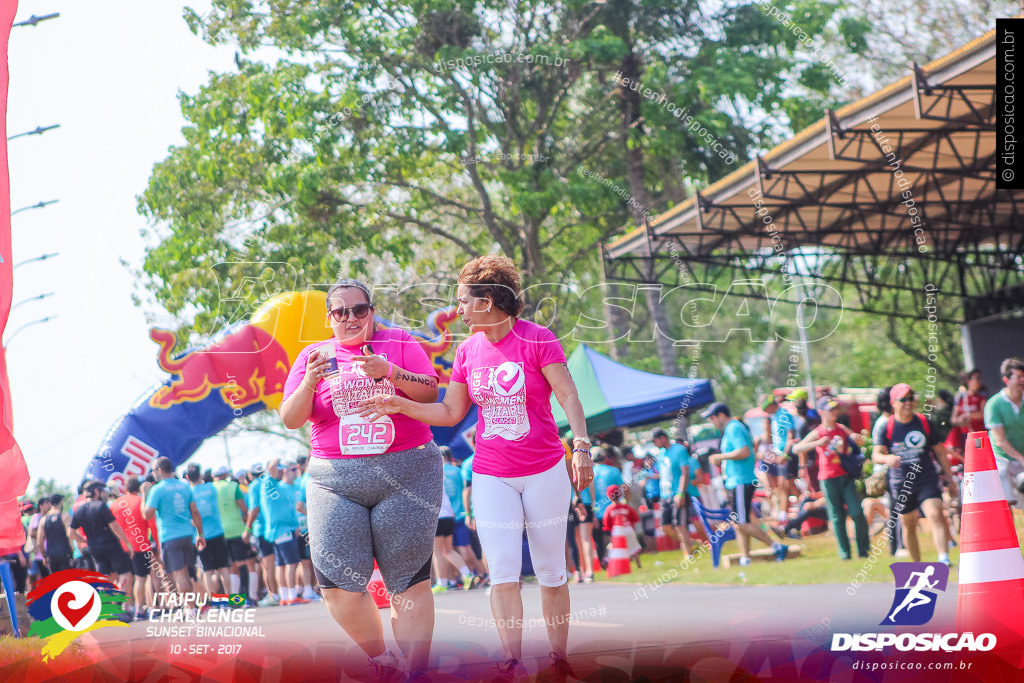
[
  {"xmin": 280, "ymin": 278, "xmax": 442, "ymax": 680},
  {"xmin": 359, "ymin": 255, "xmax": 593, "ymax": 681}
]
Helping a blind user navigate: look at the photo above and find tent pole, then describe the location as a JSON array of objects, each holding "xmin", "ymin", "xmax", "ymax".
[{"xmin": 797, "ymin": 299, "xmax": 816, "ymax": 401}]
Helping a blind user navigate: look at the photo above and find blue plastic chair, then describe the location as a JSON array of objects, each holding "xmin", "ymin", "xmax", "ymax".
[
  {"xmin": 691, "ymin": 498, "xmax": 737, "ymax": 569},
  {"xmin": 0, "ymin": 561, "xmax": 21, "ymax": 637}
]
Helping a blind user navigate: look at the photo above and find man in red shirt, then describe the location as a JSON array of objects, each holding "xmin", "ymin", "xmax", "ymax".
[
  {"xmin": 112, "ymin": 477, "xmax": 160, "ymax": 620},
  {"xmin": 793, "ymin": 397, "xmax": 870, "ymax": 560}
]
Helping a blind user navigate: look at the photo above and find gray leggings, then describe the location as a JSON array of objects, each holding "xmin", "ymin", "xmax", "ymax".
[{"xmin": 307, "ymin": 442, "xmax": 443, "ymax": 594}]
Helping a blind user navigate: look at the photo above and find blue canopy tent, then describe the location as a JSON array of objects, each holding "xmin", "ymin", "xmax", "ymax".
[
  {"xmin": 551, "ymin": 343, "xmax": 716, "ymax": 433},
  {"xmin": 432, "ymin": 343, "xmax": 715, "ymax": 458}
]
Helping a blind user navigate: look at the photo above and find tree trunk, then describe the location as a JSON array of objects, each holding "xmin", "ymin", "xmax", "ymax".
[{"xmin": 616, "ymin": 50, "xmax": 677, "ymax": 375}]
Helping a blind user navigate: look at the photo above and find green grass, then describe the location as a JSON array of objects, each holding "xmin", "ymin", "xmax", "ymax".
[
  {"xmin": 601, "ymin": 525, "xmax": 963, "ymax": 587},
  {"xmin": 601, "ymin": 510, "xmax": 1024, "ymax": 587}
]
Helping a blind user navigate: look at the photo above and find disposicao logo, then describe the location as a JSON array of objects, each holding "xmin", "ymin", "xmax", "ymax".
[
  {"xmin": 883, "ymin": 562, "xmax": 947, "ymax": 626},
  {"xmin": 831, "ymin": 563, "xmax": 996, "ymax": 653},
  {"xmin": 26, "ymin": 569, "xmax": 128, "ymax": 661}
]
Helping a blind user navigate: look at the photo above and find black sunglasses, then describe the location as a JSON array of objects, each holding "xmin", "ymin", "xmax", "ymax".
[{"xmin": 329, "ymin": 303, "xmax": 374, "ymax": 322}]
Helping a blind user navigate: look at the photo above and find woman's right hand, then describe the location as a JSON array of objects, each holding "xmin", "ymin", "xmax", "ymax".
[
  {"xmin": 304, "ymin": 350, "xmax": 331, "ymax": 390},
  {"xmin": 357, "ymin": 394, "xmax": 409, "ymax": 421}
]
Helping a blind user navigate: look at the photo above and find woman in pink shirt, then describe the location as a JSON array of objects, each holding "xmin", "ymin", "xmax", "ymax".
[
  {"xmin": 280, "ymin": 278, "xmax": 442, "ymax": 679},
  {"xmin": 360, "ymin": 256, "xmax": 593, "ymax": 680}
]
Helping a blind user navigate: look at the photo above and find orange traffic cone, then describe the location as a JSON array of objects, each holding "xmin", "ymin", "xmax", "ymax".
[
  {"xmin": 367, "ymin": 561, "xmax": 391, "ymax": 609},
  {"xmin": 605, "ymin": 519, "xmax": 632, "ymax": 578},
  {"xmin": 957, "ymin": 432, "xmax": 1024, "ymax": 667}
]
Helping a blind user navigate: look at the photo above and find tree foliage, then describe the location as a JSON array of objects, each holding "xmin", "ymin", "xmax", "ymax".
[{"xmin": 137, "ymin": 0, "xmax": 864, "ymax": 349}]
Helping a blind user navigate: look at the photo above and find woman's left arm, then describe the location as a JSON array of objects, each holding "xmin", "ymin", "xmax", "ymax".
[
  {"xmin": 542, "ymin": 362, "xmax": 593, "ymax": 490},
  {"xmin": 389, "ymin": 366, "xmax": 439, "ymax": 403}
]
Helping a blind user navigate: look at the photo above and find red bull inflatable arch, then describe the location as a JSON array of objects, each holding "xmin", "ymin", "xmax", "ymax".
[{"xmin": 81, "ymin": 290, "xmax": 470, "ymax": 487}]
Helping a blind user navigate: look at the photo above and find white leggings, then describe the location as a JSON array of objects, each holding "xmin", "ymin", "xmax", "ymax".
[{"xmin": 471, "ymin": 459, "xmax": 573, "ymax": 587}]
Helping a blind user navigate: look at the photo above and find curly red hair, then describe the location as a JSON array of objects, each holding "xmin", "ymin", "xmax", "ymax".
[{"xmin": 458, "ymin": 255, "xmax": 524, "ymax": 317}]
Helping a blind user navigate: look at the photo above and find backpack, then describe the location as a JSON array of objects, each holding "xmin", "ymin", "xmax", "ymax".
[
  {"xmin": 885, "ymin": 413, "xmax": 931, "ymax": 442},
  {"xmin": 840, "ymin": 437, "xmax": 865, "ymax": 479}
]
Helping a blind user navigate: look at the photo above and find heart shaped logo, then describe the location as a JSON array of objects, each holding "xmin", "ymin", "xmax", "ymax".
[
  {"xmin": 57, "ymin": 591, "xmax": 95, "ymax": 628},
  {"xmin": 490, "ymin": 362, "xmax": 525, "ymax": 397},
  {"xmin": 51, "ymin": 581, "xmax": 101, "ymax": 632}
]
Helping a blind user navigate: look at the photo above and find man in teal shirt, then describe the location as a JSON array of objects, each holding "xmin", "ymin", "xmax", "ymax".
[
  {"xmin": 985, "ymin": 358, "xmax": 1024, "ymax": 513},
  {"xmin": 292, "ymin": 460, "xmax": 321, "ymax": 602},
  {"xmin": 652, "ymin": 429, "xmax": 695, "ymax": 556},
  {"xmin": 213, "ymin": 466, "xmax": 258, "ymax": 604},
  {"xmin": 186, "ymin": 464, "xmax": 231, "ymax": 598},
  {"xmin": 592, "ymin": 448, "xmax": 624, "ymax": 569},
  {"xmin": 259, "ymin": 460, "xmax": 308, "ymax": 606},
  {"xmin": 705, "ymin": 403, "xmax": 788, "ymax": 565},
  {"xmin": 245, "ymin": 464, "xmax": 279, "ymax": 606},
  {"xmin": 142, "ymin": 457, "xmax": 206, "ymax": 596}
]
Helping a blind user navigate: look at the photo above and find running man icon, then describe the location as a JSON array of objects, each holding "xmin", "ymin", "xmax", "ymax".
[
  {"xmin": 887, "ymin": 566, "xmax": 938, "ymax": 622},
  {"xmin": 881, "ymin": 562, "xmax": 949, "ymax": 626}
]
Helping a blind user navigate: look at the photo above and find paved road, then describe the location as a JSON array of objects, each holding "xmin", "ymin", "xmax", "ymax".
[{"xmin": 84, "ymin": 581, "xmax": 962, "ymax": 680}]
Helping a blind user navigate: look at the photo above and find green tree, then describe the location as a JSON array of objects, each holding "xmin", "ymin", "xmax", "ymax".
[
  {"xmin": 22, "ymin": 478, "xmax": 74, "ymax": 507},
  {"xmin": 136, "ymin": 0, "xmax": 862, "ymax": 365}
]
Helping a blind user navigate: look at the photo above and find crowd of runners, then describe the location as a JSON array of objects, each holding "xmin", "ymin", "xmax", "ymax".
[{"xmin": 7, "ymin": 250, "xmax": 1024, "ymax": 682}]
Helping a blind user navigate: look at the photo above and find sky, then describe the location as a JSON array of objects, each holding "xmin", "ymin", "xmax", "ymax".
[{"xmin": 6, "ymin": 1, "xmax": 286, "ymax": 493}]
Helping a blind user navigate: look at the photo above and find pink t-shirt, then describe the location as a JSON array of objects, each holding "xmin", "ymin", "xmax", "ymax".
[
  {"xmin": 283, "ymin": 328, "xmax": 438, "ymax": 458},
  {"xmin": 450, "ymin": 319, "xmax": 567, "ymax": 478}
]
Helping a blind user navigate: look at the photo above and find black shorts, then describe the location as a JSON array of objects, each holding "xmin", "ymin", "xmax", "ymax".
[
  {"xmin": 48, "ymin": 556, "xmax": 73, "ymax": 574},
  {"xmin": 661, "ymin": 496, "xmax": 691, "ymax": 527},
  {"xmin": 130, "ymin": 550, "xmax": 151, "ymax": 578},
  {"xmin": 727, "ymin": 484, "xmax": 756, "ymax": 525},
  {"xmin": 257, "ymin": 536, "xmax": 276, "ymax": 559},
  {"xmin": 890, "ymin": 476, "xmax": 942, "ymax": 516},
  {"xmin": 162, "ymin": 536, "xmax": 197, "ymax": 574},
  {"xmin": 226, "ymin": 536, "xmax": 256, "ymax": 564},
  {"xmin": 198, "ymin": 535, "xmax": 230, "ymax": 572},
  {"xmin": 436, "ymin": 517, "xmax": 455, "ymax": 537},
  {"xmin": 76, "ymin": 548, "xmax": 96, "ymax": 571},
  {"xmin": 296, "ymin": 532, "xmax": 311, "ymax": 561},
  {"xmin": 570, "ymin": 503, "xmax": 594, "ymax": 524},
  {"xmin": 91, "ymin": 544, "xmax": 132, "ymax": 576}
]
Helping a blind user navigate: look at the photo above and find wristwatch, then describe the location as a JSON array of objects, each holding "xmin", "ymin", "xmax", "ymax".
[{"xmin": 573, "ymin": 436, "xmax": 591, "ymax": 446}]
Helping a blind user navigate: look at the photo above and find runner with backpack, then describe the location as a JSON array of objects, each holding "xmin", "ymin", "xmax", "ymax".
[{"xmin": 871, "ymin": 383, "xmax": 958, "ymax": 565}]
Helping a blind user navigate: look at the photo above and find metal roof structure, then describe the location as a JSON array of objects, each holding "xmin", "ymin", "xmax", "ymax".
[{"xmin": 604, "ymin": 30, "xmax": 1019, "ymax": 325}]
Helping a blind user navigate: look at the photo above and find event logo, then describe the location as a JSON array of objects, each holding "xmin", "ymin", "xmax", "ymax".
[
  {"xmin": 904, "ymin": 431, "xmax": 927, "ymax": 450},
  {"xmin": 882, "ymin": 562, "xmax": 948, "ymax": 626},
  {"xmin": 831, "ymin": 561, "xmax": 994, "ymax": 653},
  {"xmin": 27, "ymin": 569, "xmax": 128, "ymax": 661}
]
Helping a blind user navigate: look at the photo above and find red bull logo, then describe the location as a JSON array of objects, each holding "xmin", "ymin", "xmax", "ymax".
[{"xmin": 148, "ymin": 325, "xmax": 291, "ymax": 409}]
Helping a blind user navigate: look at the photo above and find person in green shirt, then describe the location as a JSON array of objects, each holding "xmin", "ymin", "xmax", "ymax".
[
  {"xmin": 984, "ymin": 358, "xmax": 1024, "ymax": 512},
  {"xmin": 213, "ymin": 466, "xmax": 258, "ymax": 604}
]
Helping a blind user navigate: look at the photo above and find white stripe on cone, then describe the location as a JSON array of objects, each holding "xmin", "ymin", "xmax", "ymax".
[
  {"xmin": 607, "ymin": 548, "xmax": 631, "ymax": 560},
  {"xmin": 959, "ymin": 547, "xmax": 1024, "ymax": 584},
  {"xmin": 962, "ymin": 470, "xmax": 1006, "ymax": 505}
]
